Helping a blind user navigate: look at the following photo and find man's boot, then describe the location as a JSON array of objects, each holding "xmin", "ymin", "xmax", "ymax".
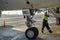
[{"xmin": 49, "ymin": 30, "xmax": 53, "ymax": 33}]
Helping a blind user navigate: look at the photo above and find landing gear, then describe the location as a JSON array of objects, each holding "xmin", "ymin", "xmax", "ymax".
[
  {"xmin": 25, "ymin": 15, "xmax": 39, "ymax": 39},
  {"xmin": 22, "ymin": 8, "xmax": 39, "ymax": 39},
  {"xmin": 25, "ymin": 27, "xmax": 39, "ymax": 39}
]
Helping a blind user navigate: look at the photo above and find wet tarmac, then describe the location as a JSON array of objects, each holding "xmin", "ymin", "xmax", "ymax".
[{"xmin": 0, "ymin": 14, "xmax": 60, "ymax": 40}]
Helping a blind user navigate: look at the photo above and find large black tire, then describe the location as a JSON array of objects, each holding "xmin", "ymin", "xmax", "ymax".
[{"xmin": 25, "ymin": 27, "xmax": 39, "ymax": 39}]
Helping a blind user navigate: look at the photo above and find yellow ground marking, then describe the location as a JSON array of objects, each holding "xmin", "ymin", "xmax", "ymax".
[{"xmin": 54, "ymin": 27, "xmax": 60, "ymax": 35}]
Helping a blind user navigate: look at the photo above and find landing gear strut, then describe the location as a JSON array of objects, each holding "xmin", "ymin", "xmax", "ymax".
[
  {"xmin": 25, "ymin": 15, "xmax": 39, "ymax": 39},
  {"xmin": 25, "ymin": 10, "xmax": 39, "ymax": 40},
  {"xmin": 23, "ymin": 8, "xmax": 39, "ymax": 39}
]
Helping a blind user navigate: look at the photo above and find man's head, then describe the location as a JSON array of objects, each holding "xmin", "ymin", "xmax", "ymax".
[{"xmin": 45, "ymin": 12, "xmax": 48, "ymax": 16}]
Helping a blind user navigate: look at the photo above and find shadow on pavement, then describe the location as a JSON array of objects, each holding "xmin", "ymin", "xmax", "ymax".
[
  {"xmin": 0, "ymin": 25, "xmax": 25, "ymax": 40},
  {"xmin": 28, "ymin": 37, "xmax": 44, "ymax": 40},
  {"xmin": 35, "ymin": 37, "xmax": 44, "ymax": 40},
  {"xmin": 0, "ymin": 25, "xmax": 44, "ymax": 40}
]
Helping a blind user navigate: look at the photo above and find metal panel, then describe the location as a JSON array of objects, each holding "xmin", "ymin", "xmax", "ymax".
[{"xmin": 0, "ymin": 0, "xmax": 60, "ymax": 10}]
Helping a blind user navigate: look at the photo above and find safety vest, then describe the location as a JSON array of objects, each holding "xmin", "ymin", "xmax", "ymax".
[{"xmin": 43, "ymin": 15, "xmax": 48, "ymax": 20}]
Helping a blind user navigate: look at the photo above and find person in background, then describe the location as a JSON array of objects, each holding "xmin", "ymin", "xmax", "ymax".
[{"xmin": 42, "ymin": 12, "xmax": 53, "ymax": 33}]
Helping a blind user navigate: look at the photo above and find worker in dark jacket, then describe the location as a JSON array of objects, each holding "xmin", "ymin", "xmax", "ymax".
[{"xmin": 42, "ymin": 12, "xmax": 53, "ymax": 33}]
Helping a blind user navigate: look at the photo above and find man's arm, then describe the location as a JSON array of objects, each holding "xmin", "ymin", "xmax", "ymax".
[{"xmin": 47, "ymin": 15, "xmax": 50, "ymax": 17}]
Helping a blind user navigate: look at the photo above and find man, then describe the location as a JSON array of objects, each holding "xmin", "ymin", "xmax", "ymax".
[{"xmin": 42, "ymin": 12, "xmax": 53, "ymax": 33}]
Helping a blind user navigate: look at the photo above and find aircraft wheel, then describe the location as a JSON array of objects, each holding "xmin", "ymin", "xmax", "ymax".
[{"xmin": 25, "ymin": 27, "xmax": 39, "ymax": 39}]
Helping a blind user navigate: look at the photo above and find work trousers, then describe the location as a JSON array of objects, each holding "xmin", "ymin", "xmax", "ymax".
[{"xmin": 42, "ymin": 21, "xmax": 52, "ymax": 32}]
